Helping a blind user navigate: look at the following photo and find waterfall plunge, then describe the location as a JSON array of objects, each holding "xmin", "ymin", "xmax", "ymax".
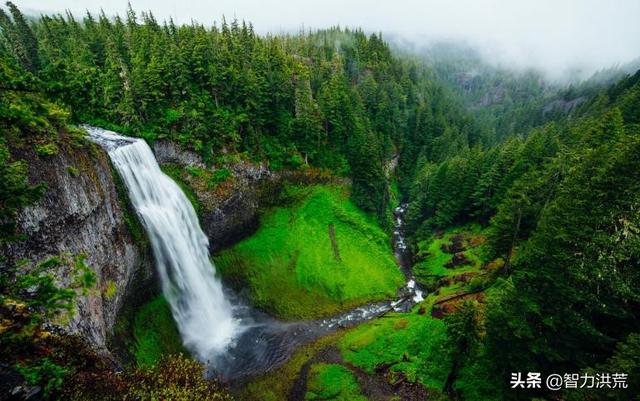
[{"xmin": 86, "ymin": 127, "xmax": 240, "ymax": 361}]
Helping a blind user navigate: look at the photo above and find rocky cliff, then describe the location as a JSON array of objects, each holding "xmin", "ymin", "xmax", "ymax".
[
  {"xmin": 153, "ymin": 140, "xmax": 346, "ymax": 253},
  {"xmin": 153, "ymin": 140, "xmax": 275, "ymax": 252},
  {"xmin": 5, "ymin": 140, "xmax": 152, "ymax": 352},
  {"xmin": 4, "ymin": 136, "xmax": 339, "ymax": 358}
]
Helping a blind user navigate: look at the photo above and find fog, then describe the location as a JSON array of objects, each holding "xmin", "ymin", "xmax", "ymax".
[{"xmin": 15, "ymin": 0, "xmax": 640, "ymax": 80}]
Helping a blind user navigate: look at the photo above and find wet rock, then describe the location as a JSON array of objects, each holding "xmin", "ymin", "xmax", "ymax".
[
  {"xmin": 204, "ymin": 164, "xmax": 274, "ymax": 252},
  {"xmin": 153, "ymin": 140, "xmax": 206, "ymax": 168},
  {"xmin": 396, "ymin": 285, "xmax": 413, "ymax": 299},
  {"xmin": 153, "ymin": 142, "xmax": 275, "ymax": 251}
]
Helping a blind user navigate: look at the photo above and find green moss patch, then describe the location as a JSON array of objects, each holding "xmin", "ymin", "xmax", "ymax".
[
  {"xmin": 132, "ymin": 296, "xmax": 185, "ymax": 366},
  {"xmin": 412, "ymin": 223, "xmax": 489, "ymax": 289},
  {"xmin": 305, "ymin": 364, "xmax": 368, "ymax": 401},
  {"xmin": 238, "ymin": 332, "xmax": 346, "ymax": 401},
  {"xmin": 214, "ymin": 184, "xmax": 404, "ymax": 319},
  {"xmin": 338, "ymin": 309, "xmax": 451, "ymax": 391}
]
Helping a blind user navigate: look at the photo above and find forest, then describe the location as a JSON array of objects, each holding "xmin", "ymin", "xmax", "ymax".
[{"xmin": 1, "ymin": 2, "xmax": 639, "ymax": 400}]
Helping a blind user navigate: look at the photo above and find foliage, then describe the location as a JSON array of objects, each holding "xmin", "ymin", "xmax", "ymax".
[
  {"xmin": 339, "ymin": 310, "xmax": 451, "ymax": 391},
  {"xmin": 0, "ymin": 4, "xmax": 478, "ymax": 224},
  {"xmin": 66, "ymin": 354, "xmax": 234, "ymax": 401},
  {"xmin": 565, "ymin": 333, "xmax": 640, "ymax": 401},
  {"xmin": 1, "ymin": 3, "xmax": 639, "ymax": 401},
  {"xmin": 215, "ymin": 185, "xmax": 404, "ymax": 319},
  {"xmin": 0, "ymin": 141, "xmax": 46, "ymax": 244},
  {"xmin": 133, "ymin": 295, "xmax": 185, "ymax": 366},
  {"xmin": 411, "ymin": 224, "xmax": 490, "ymax": 290},
  {"xmin": 35, "ymin": 142, "xmax": 58, "ymax": 156},
  {"xmin": 403, "ymin": 60, "xmax": 640, "ymax": 399},
  {"xmin": 16, "ymin": 358, "xmax": 70, "ymax": 397},
  {"xmin": 305, "ymin": 363, "xmax": 368, "ymax": 401}
]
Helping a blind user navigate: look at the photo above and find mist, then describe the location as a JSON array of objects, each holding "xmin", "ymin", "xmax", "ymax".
[{"xmin": 14, "ymin": 0, "xmax": 640, "ymax": 80}]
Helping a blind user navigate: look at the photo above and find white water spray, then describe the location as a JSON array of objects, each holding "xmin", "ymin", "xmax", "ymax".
[{"xmin": 86, "ymin": 127, "xmax": 239, "ymax": 361}]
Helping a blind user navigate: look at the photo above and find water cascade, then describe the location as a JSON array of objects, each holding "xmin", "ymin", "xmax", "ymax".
[
  {"xmin": 87, "ymin": 126, "xmax": 425, "ymax": 379},
  {"xmin": 86, "ymin": 126, "xmax": 240, "ymax": 361}
]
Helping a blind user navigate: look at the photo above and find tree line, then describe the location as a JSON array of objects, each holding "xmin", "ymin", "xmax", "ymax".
[{"xmin": 1, "ymin": 2, "xmax": 476, "ymax": 225}]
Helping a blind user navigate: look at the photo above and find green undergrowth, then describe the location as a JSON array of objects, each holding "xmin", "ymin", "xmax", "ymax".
[
  {"xmin": 214, "ymin": 184, "xmax": 404, "ymax": 319},
  {"xmin": 384, "ymin": 178, "xmax": 400, "ymax": 229},
  {"xmin": 338, "ymin": 307, "xmax": 451, "ymax": 392},
  {"xmin": 412, "ymin": 223, "xmax": 490, "ymax": 290},
  {"xmin": 132, "ymin": 296, "xmax": 185, "ymax": 367},
  {"xmin": 305, "ymin": 363, "xmax": 368, "ymax": 401},
  {"xmin": 184, "ymin": 165, "xmax": 232, "ymax": 189},
  {"xmin": 239, "ymin": 258, "xmax": 487, "ymax": 400}
]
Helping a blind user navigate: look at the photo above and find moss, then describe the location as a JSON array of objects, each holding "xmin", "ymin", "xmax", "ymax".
[
  {"xmin": 185, "ymin": 165, "xmax": 231, "ymax": 189},
  {"xmin": 214, "ymin": 184, "xmax": 405, "ymax": 320},
  {"xmin": 412, "ymin": 223, "xmax": 489, "ymax": 289},
  {"xmin": 338, "ymin": 309, "xmax": 451, "ymax": 391},
  {"xmin": 103, "ymin": 280, "xmax": 117, "ymax": 300},
  {"xmin": 108, "ymin": 252, "xmax": 157, "ymax": 367},
  {"xmin": 67, "ymin": 165, "xmax": 79, "ymax": 177},
  {"xmin": 132, "ymin": 296, "xmax": 185, "ymax": 367},
  {"xmin": 305, "ymin": 364, "xmax": 368, "ymax": 401},
  {"xmin": 35, "ymin": 142, "xmax": 59, "ymax": 157}
]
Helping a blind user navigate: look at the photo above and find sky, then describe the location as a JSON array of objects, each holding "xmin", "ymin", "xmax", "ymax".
[{"xmin": 15, "ymin": 0, "xmax": 640, "ymax": 79}]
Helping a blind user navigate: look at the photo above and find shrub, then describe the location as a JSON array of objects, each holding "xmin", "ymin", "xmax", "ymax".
[
  {"xmin": 67, "ymin": 165, "xmax": 79, "ymax": 177},
  {"xmin": 35, "ymin": 143, "xmax": 59, "ymax": 157}
]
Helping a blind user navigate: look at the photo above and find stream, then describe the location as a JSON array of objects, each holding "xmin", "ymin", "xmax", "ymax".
[{"xmin": 87, "ymin": 126, "xmax": 425, "ymax": 381}]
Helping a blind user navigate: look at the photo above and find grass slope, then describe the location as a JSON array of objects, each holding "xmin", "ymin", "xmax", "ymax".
[
  {"xmin": 214, "ymin": 184, "xmax": 404, "ymax": 319},
  {"xmin": 132, "ymin": 296, "xmax": 185, "ymax": 366},
  {"xmin": 339, "ymin": 307, "xmax": 451, "ymax": 392},
  {"xmin": 412, "ymin": 223, "xmax": 491, "ymax": 291},
  {"xmin": 305, "ymin": 364, "xmax": 368, "ymax": 401}
]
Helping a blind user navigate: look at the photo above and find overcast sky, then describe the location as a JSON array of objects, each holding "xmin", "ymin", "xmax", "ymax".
[{"xmin": 15, "ymin": 0, "xmax": 640, "ymax": 79}]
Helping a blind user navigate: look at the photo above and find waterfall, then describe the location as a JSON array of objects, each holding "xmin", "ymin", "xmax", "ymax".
[{"xmin": 86, "ymin": 127, "xmax": 240, "ymax": 361}]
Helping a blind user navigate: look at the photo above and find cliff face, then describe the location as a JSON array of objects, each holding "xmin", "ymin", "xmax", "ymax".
[
  {"xmin": 4, "ymin": 137, "xmax": 334, "ymax": 357},
  {"xmin": 5, "ymin": 141, "xmax": 151, "ymax": 352},
  {"xmin": 153, "ymin": 140, "xmax": 274, "ymax": 252},
  {"xmin": 153, "ymin": 140, "xmax": 347, "ymax": 252}
]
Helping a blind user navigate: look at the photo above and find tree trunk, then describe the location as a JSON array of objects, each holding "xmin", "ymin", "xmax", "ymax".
[{"xmin": 504, "ymin": 206, "xmax": 522, "ymax": 275}]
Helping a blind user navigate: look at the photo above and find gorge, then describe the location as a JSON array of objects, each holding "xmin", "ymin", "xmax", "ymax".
[
  {"xmin": 1, "ymin": 3, "xmax": 639, "ymax": 400},
  {"xmin": 86, "ymin": 126, "xmax": 426, "ymax": 381}
]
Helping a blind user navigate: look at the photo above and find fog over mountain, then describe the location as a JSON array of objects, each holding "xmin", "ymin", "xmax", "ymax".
[{"xmin": 14, "ymin": 0, "xmax": 640, "ymax": 79}]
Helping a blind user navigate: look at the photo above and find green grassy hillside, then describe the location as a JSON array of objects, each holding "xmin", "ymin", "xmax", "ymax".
[{"xmin": 214, "ymin": 185, "xmax": 405, "ymax": 319}]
